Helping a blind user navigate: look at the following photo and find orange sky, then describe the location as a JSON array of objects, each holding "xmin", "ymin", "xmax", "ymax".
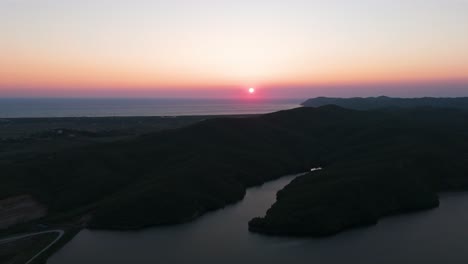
[{"xmin": 1, "ymin": 0, "xmax": 468, "ymax": 97}]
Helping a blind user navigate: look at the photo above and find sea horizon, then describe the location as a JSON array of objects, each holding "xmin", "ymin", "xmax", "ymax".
[{"xmin": 0, "ymin": 97, "xmax": 302, "ymax": 118}]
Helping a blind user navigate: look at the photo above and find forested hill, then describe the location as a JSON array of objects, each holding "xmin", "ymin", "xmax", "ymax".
[
  {"xmin": 301, "ymin": 96, "xmax": 468, "ymax": 110},
  {"xmin": 2, "ymin": 106, "xmax": 468, "ymax": 237}
]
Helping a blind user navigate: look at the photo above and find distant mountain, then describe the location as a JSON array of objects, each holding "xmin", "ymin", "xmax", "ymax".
[{"xmin": 301, "ymin": 96, "xmax": 468, "ymax": 110}]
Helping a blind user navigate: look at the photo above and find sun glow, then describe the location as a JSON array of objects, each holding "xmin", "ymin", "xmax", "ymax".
[{"xmin": 1, "ymin": 1, "xmax": 468, "ymax": 98}]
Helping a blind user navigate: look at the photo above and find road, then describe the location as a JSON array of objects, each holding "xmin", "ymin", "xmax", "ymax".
[{"xmin": 0, "ymin": 229, "xmax": 64, "ymax": 264}]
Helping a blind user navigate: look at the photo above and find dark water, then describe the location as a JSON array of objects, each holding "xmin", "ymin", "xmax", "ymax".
[
  {"xmin": 49, "ymin": 174, "xmax": 468, "ymax": 264},
  {"xmin": 0, "ymin": 98, "xmax": 300, "ymax": 118}
]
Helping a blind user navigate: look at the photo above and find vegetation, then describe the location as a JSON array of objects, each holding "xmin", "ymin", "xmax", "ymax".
[
  {"xmin": 1, "ymin": 105, "xmax": 468, "ymax": 238},
  {"xmin": 0, "ymin": 233, "xmax": 57, "ymax": 264},
  {"xmin": 249, "ymin": 106, "xmax": 468, "ymax": 235}
]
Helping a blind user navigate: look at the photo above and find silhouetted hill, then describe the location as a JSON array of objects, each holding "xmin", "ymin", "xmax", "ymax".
[
  {"xmin": 1, "ymin": 106, "xmax": 468, "ymax": 237},
  {"xmin": 301, "ymin": 96, "xmax": 468, "ymax": 110}
]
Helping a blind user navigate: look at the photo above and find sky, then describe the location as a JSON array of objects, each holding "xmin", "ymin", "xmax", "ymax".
[{"xmin": 1, "ymin": 0, "xmax": 468, "ymax": 98}]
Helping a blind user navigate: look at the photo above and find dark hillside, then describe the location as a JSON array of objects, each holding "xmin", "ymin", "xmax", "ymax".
[
  {"xmin": 2, "ymin": 106, "xmax": 468, "ymax": 235},
  {"xmin": 301, "ymin": 96, "xmax": 468, "ymax": 110}
]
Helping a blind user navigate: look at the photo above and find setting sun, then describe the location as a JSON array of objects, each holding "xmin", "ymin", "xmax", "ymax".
[{"xmin": 2, "ymin": 1, "xmax": 468, "ymax": 263}]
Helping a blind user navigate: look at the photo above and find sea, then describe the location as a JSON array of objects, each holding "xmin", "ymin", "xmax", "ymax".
[{"xmin": 0, "ymin": 98, "xmax": 302, "ymax": 118}]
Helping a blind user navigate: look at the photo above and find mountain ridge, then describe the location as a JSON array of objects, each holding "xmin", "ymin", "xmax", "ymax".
[{"xmin": 301, "ymin": 96, "xmax": 468, "ymax": 110}]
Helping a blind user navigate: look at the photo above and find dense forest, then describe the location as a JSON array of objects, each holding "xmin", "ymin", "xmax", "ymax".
[
  {"xmin": 1, "ymin": 105, "xmax": 468, "ymax": 237},
  {"xmin": 249, "ymin": 106, "xmax": 468, "ymax": 235}
]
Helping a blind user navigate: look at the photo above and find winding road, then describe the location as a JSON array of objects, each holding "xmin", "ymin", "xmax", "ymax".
[{"xmin": 0, "ymin": 229, "xmax": 64, "ymax": 264}]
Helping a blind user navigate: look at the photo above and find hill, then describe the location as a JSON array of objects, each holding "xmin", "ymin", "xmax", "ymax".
[
  {"xmin": 1, "ymin": 106, "xmax": 468, "ymax": 237},
  {"xmin": 301, "ymin": 96, "xmax": 468, "ymax": 110}
]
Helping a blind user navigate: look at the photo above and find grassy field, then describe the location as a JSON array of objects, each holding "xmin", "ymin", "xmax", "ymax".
[{"xmin": 0, "ymin": 233, "xmax": 58, "ymax": 264}]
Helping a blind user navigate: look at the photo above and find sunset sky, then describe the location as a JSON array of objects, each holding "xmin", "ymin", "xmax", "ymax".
[{"xmin": 1, "ymin": 0, "xmax": 468, "ymax": 98}]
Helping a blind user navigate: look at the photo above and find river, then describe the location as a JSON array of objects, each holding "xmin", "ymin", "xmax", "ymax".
[{"xmin": 49, "ymin": 174, "xmax": 468, "ymax": 264}]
